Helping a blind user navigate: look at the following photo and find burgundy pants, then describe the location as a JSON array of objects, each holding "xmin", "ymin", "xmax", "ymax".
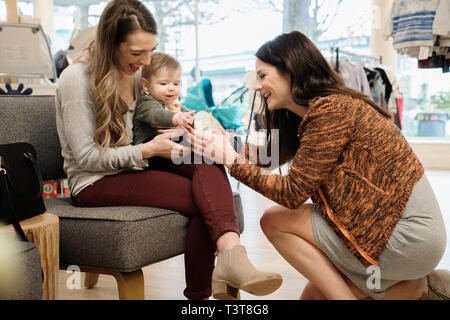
[{"xmin": 74, "ymin": 157, "xmax": 240, "ymax": 300}]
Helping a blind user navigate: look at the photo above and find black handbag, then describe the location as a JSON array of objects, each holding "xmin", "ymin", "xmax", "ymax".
[{"xmin": 0, "ymin": 142, "xmax": 46, "ymax": 241}]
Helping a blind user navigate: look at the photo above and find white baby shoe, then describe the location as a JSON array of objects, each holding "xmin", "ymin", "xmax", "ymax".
[{"xmin": 194, "ymin": 111, "xmax": 213, "ymax": 132}]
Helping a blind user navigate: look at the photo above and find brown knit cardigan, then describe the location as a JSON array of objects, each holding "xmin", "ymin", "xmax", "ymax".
[{"xmin": 229, "ymin": 94, "xmax": 424, "ymax": 267}]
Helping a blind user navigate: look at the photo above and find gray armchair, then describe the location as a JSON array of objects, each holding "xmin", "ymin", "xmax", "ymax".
[
  {"xmin": 0, "ymin": 95, "xmax": 244, "ymax": 299},
  {"xmin": 0, "ymin": 238, "xmax": 43, "ymax": 300}
]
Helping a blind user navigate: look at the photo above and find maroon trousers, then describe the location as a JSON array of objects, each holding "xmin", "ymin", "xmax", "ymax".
[{"xmin": 74, "ymin": 157, "xmax": 240, "ymax": 299}]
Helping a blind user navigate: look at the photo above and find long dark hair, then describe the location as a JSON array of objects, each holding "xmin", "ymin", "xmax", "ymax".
[{"xmin": 255, "ymin": 31, "xmax": 391, "ymax": 165}]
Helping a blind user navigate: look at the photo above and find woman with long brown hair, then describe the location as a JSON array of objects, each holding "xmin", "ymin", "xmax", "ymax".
[
  {"xmin": 56, "ymin": 0, "xmax": 282, "ymax": 300},
  {"xmin": 189, "ymin": 31, "xmax": 449, "ymax": 300}
]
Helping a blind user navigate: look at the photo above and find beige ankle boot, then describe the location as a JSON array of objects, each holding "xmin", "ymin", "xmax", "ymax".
[
  {"xmin": 212, "ymin": 245, "xmax": 282, "ymax": 300},
  {"xmin": 421, "ymin": 269, "xmax": 450, "ymax": 300}
]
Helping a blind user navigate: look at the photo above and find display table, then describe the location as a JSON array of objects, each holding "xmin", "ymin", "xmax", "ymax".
[{"xmin": 2, "ymin": 213, "xmax": 59, "ymax": 300}]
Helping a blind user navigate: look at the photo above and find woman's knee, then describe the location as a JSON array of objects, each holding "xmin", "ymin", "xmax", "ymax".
[
  {"xmin": 260, "ymin": 206, "xmax": 282, "ymax": 236},
  {"xmin": 260, "ymin": 204, "xmax": 313, "ymax": 239}
]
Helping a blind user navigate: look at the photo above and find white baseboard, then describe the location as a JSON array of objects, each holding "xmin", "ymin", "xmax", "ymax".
[{"xmin": 408, "ymin": 138, "xmax": 450, "ymax": 170}]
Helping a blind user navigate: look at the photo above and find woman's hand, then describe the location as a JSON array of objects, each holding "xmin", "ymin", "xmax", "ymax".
[
  {"xmin": 207, "ymin": 112, "xmax": 232, "ymax": 139},
  {"xmin": 141, "ymin": 128, "xmax": 191, "ymax": 160},
  {"xmin": 185, "ymin": 128, "xmax": 239, "ymax": 169}
]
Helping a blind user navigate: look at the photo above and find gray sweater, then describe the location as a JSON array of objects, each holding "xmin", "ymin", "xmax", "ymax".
[{"xmin": 55, "ymin": 62, "xmax": 148, "ymax": 197}]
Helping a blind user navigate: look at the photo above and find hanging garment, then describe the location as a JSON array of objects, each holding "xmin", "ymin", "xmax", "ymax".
[
  {"xmin": 384, "ymin": 0, "xmax": 440, "ymax": 59},
  {"xmin": 384, "ymin": 0, "xmax": 450, "ymax": 68},
  {"xmin": 374, "ymin": 65, "xmax": 403, "ymax": 116},
  {"xmin": 418, "ymin": 51, "xmax": 450, "ymax": 72},
  {"xmin": 365, "ymin": 67, "xmax": 386, "ymax": 108},
  {"xmin": 335, "ymin": 60, "xmax": 371, "ymax": 96},
  {"xmin": 433, "ymin": 0, "xmax": 450, "ymax": 37},
  {"xmin": 393, "ymin": 100, "xmax": 403, "ymax": 129},
  {"xmin": 375, "ymin": 68, "xmax": 393, "ymax": 106},
  {"xmin": 397, "ymin": 94, "xmax": 404, "ymax": 127}
]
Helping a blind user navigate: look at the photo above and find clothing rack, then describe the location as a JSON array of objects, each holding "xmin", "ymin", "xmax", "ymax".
[{"xmin": 330, "ymin": 47, "xmax": 382, "ymax": 73}]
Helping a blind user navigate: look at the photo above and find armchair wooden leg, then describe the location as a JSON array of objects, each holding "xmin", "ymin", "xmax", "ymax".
[
  {"xmin": 112, "ymin": 269, "xmax": 145, "ymax": 300},
  {"xmin": 84, "ymin": 272, "xmax": 99, "ymax": 289}
]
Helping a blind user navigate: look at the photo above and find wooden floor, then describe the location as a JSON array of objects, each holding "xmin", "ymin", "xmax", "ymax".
[{"xmin": 56, "ymin": 170, "xmax": 450, "ymax": 300}]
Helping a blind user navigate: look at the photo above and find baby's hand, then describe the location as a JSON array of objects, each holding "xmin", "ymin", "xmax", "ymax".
[{"xmin": 172, "ymin": 110, "xmax": 195, "ymax": 128}]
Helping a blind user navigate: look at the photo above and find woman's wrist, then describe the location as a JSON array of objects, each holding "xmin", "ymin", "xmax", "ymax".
[
  {"xmin": 141, "ymin": 142, "xmax": 155, "ymax": 159},
  {"xmin": 224, "ymin": 151, "xmax": 239, "ymax": 170}
]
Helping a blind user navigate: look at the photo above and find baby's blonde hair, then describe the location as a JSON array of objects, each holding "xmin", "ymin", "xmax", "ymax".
[{"xmin": 142, "ymin": 52, "xmax": 181, "ymax": 80}]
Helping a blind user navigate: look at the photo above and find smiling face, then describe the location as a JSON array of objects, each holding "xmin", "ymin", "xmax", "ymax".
[
  {"xmin": 142, "ymin": 67, "xmax": 182, "ymax": 104},
  {"xmin": 254, "ymin": 58, "xmax": 296, "ymax": 112},
  {"xmin": 115, "ymin": 30, "xmax": 158, "ymax": 76}
]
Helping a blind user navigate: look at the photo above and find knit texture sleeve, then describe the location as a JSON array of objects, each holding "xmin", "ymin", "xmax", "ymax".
[
  {"xmin": 134, "ymin": 96, "xmax": 175, "ymax": 127},
  {"xmin": 229, "ymin": 96, "xmax": 355, "ymax": 209},
  {"xmin": 242, "ymin": 141, "xmax": 272, "ymax": 168}
]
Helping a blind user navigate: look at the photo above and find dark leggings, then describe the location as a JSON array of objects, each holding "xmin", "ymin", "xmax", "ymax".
[{"xmin": 74, "ymin": 157, "xmax": 240, "ymax": 300}]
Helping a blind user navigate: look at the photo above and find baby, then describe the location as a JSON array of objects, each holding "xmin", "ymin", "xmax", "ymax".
[
  {"xmin": 133, "ymin": 53, "xmax": 207, "ymax": 145},
  {"xmin": 134, "ymin": 54, "xmax": 213, "ymax": 152}
]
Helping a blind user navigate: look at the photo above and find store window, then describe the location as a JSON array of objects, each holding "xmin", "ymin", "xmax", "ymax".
[
  {"xmin": 53, "ymin": 3, "xmax": 105, "ymax": 54},
  {"xmin": 0, "ymin": 0, "xmax": 33, "ymax": 19},
  {"xmin": 2, "ymin": 0, "xmax": 447, "ymax": 139},
  {"xmin": 53, "ymin": 5, "xmax": 77, "ymax": 54},
  {"xmin": 397, "ymin": 54, "xmax": 450, "ymax": 139}
]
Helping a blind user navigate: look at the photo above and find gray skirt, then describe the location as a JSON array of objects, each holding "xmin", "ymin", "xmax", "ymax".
[{"xmin": 311, "ymin": 175, "xmax": 447, "ymax": 299}]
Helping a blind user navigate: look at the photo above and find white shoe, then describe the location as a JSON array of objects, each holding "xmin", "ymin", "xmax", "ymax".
[{"xmin": 194, "ymin": 111, "xmax": 212, "ymax": 132}]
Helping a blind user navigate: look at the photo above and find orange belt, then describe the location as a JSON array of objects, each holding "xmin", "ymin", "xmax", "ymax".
[{"xmin": 317, "ymin": 188, "xmax": 378, "ymax": 266}]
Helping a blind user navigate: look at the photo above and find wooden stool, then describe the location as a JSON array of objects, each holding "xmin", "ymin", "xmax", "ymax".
[{"xmin": 2, "ymin": 213, "xmax": 59, "ymax": 300}]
